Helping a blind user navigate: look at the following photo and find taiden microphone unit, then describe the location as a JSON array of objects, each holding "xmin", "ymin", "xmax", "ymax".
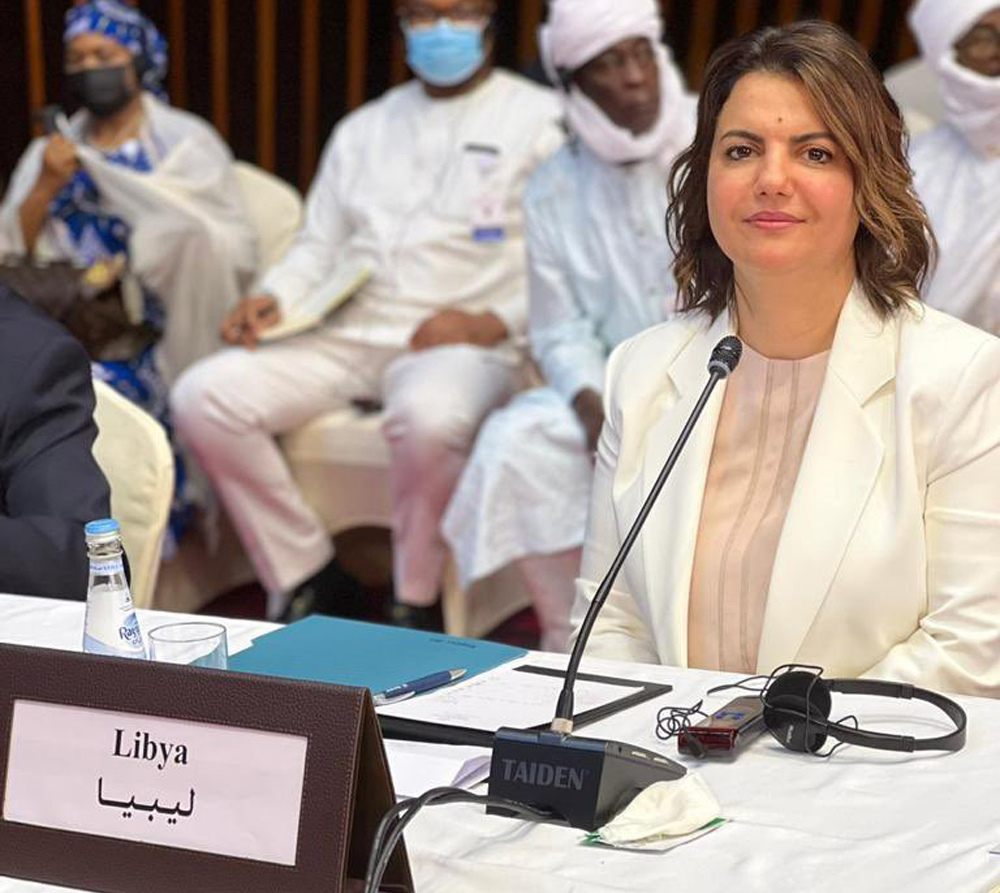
[{"xmin": 488, "ymin": 335, "xmax": 744, "ymax": 831}]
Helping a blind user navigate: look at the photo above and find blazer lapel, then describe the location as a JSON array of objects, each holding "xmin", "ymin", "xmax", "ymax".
[
  {"xmin": 756, "ymin": 287, "xmax": 896, "ymax": 671},
  {"xmin": 642, "ymin": 311, "xmax": 733, "ymax": 667}
]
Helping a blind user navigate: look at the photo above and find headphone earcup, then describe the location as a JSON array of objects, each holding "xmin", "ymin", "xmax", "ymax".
[{"xmin": 763, "ymin": 671, "xmax": 833, "ymax": 753}]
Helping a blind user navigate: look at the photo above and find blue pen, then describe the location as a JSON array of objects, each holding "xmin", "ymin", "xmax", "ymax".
[{"xmin": 372, "ymin": 668, "xmax": 467, "ymax": 706}]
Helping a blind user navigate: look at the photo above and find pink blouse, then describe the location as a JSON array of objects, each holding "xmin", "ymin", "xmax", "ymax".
[{"xmin": 687, "ymin": 343, "xmax": 830, "ymax": 673}]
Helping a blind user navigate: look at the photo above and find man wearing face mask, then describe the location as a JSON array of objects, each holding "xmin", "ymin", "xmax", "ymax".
[
  {"xmin": 441, "ymin": 0, "xmax": 696, "ymax": 651},
  {"xmin": 0, "ymin": 0, "xmax": 256, "ymax": 554},
  {"xmin": 172, "ymin": 0, "xmax": 562, "ymax": 625},
  {"xmin": 909, "ymin": 1, "xmax": 1000, "ymax": 333}
]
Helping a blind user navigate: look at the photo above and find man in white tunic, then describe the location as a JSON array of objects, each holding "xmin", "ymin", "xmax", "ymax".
[
  {"xmin": 171, "ymin": 0, "xmax": 562, "ymax": 622},
  {"xmin": 909, "ymin": 0, "xmax": 1000, "ymax": 333},
  {"xmin": 441, "ymin": 0, "xmax": 695, "ymax": 651}
]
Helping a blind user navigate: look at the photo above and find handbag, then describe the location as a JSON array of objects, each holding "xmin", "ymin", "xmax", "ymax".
[{"xmin": 0, "ymin": 254, "xmax": 156, "ymax": 362}]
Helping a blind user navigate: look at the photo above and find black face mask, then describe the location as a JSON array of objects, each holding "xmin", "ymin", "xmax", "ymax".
[{"xmin": 66, "ymin": 64, "xmax": 137, "ymax": 118}]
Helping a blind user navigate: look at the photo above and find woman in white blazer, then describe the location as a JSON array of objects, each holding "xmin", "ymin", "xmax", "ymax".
[{"xmin": 573, "ymin": 21, "xmax": 1000, "ymax": 697}]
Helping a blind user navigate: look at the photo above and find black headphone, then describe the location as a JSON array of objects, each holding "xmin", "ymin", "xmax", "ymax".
[{"xmin": 761, "ymin": 665, "xmax": 967, "ymax": 755}]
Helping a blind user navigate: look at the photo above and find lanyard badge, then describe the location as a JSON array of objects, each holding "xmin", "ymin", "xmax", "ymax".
[{"xmin": 465, "ymin": 143, "xmax": 506, "ymax": 243}]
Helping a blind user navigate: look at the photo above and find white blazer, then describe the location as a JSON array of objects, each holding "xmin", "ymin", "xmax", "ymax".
[{"xmin": 574, "ymin": 286, "xmax": 1000, "ymax": 696}]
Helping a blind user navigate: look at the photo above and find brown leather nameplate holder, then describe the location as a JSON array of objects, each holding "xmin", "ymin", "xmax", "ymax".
[{"xmin": 0, "ymin": 644, "xmax": 412, "ymax": 893}]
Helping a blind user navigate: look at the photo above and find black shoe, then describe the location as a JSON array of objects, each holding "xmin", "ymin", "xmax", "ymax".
[
  {"xmin": 277, "ymin": 587, "xmax": 317, "ymax": 624},
  {"xmin": 385, "ymin": 600, "xmax": 443, "ymax": 632},
  {"xmin": 278, "ymin": 557, "xmax": 369, "ymax": 623}
]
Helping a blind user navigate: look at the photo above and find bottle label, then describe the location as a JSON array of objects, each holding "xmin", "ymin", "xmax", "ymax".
[
  {"xmin": 82, "ymin": 631, "xmax": 145, "ymax": 659},
  {"xmin": 118, "ymin": 612, "xmax": 145, "ymax": 651},
  {"xmin": 90, "ymin": 558, "xmax": 125, "ymax": 576},
  {"xmin": 83, "ymin": 583, "xmax": 146, "ymax": 659}
]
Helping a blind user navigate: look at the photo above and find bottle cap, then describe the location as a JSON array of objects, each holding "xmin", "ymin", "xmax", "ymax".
[{"xmin": 84, "ymin": 518, "xmax": 121, "ymax": 539}]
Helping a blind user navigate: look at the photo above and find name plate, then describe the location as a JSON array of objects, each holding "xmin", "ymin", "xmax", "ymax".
[
  {"xmin": 0, "ymin": 643, "xmax": 412, "ymax": 893},
  {"xmin": 4, "ymin": 700, "xmax": 307, "ymax": 865}
]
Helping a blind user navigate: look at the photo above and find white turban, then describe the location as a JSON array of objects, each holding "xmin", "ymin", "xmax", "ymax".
[
  {"xmin": 539, "ymin": 0, "xmax": 663, "ymax": 83},
  {"xmin": 909, "ymin": 0, "xmax": 1000, "ymax": 70},
  {"xmin": 910, "ymin": 0, "xmax": 1000, "ymax": 158},
  {"xmin": 538, "ymin": 0, "xmax": 694, "ymax": 167}
]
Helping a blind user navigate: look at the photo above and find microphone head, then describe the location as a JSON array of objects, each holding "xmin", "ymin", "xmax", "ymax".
[{"xmin": 707, "ymin": 335, "xmax": 743, "ymax": 378}]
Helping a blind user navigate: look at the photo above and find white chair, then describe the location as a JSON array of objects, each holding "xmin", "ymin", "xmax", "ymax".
[
  {"xmin": 232, "ymin": 161, "xmax": 304, "ymax": 270},
  {"xmin": 281, "ymin": 408, "xmax": 532, "ymax": 638},
  {"xmin": 91, "ymin": 379, "xmax": 174, "ymax": 609},
  {"xmin": 883, "ymin": 58, "xmax": 944, "ymax": 138}
]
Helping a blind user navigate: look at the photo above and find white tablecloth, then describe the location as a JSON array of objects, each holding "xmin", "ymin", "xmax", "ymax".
[{"xmin": 1, "ymin": 594, "xmax": 999, "ymax": 893}]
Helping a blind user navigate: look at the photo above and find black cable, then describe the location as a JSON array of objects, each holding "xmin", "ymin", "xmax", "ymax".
[
  {"xmin": 654, "ymin": 674, "xmax": 769, "ymax": 744},
  {"xmin": 367, "ymin": 787, "xmax": 458, "ymax": 893},
  {"xmin": 816, "ymin": 714, "xmax": 860, "ymax": 759},
  {"xmin": 705, "ymin": 674, "xmax": 770, "ymax": 696},
  {"xmin": 364, "ymin": 797, "xmax": 418, "ymax": 892},
  {"xmin": 367, "ymin": 788, "xmax": 554, "ymax": 893},
  {"xmin": 655, "ymin": 700, "xmax": 708, "ymax": 741},
  {"xmin": 364, "ymin": 787, "xmax": 556, "ymax": 893},
  {"xmin": 370, "ymin": 789, "xmax": 462, "ymax": 893}
]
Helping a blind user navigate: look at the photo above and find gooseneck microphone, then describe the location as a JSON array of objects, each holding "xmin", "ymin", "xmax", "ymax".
[
  {"xmin": 488, "ymin": 335, "xmax": 743, "ymax": 830},
  {"xmin": 553, "ymin": 334, "xmax": 743, "ymax": 733}
]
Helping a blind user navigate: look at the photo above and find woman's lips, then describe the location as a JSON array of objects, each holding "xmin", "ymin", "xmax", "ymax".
[{"xmin": 746, "ymin": 211, "xmax": 804, "ymax": 230}]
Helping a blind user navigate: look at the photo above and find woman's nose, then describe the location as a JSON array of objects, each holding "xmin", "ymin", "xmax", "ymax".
[{"xmin": 754, "ymin": 152, "xmax": 793, "ymax": 196}]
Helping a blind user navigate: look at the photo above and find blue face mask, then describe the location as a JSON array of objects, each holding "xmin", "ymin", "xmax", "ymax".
[{"xmin": 404, "ymin": 19, "xmax": 487, "ymax": 88}]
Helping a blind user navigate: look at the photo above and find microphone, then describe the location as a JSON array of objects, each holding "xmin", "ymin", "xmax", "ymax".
[
  {"xmin": 488, "ymin": 335, "xmax": 743, "ymax": 831},
  {"xmin": 36, "ymin": 104, "xmax": 66, "ymax": 136}
]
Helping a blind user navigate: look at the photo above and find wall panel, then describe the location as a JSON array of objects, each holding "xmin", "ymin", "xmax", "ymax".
[{"xmin": 5, "ymin": 0, "xmax": 920, "ymax": 192}]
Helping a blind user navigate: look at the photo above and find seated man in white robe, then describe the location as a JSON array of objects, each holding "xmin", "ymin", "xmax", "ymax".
[
  {"xmin": 441, "ymin": 0, "xmax": 695, "ymax": 651},
  {"xmin": 0, "ymin": 0, "xmax": 257, "ymax": 553},
  {"xmin": 909, "ymin": 0, "xmax": 1000, "ymax": 333},
  {"xmin": 171, "ymin": 0, "xmax": 563, "ymax": 624}
]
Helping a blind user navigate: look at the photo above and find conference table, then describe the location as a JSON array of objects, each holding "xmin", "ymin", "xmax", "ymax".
[{"xmin": 1, "ymin": 593, "xmax": 999, "ymax": 893}]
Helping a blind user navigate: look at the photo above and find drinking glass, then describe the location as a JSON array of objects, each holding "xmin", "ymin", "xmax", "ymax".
[{"xmin": 148, "ymin": 622, "xmax": 229, "ymax": 669}]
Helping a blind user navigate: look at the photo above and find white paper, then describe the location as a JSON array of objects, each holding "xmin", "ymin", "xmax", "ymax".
[
  {"xmin": 377, "ymin": 664, "xmax": 643, "ymax": 732},
  {"xmin": 260, "ymin": 263, "xmax": 371, "ymax": 341},
  {"xmin": 3, "ymin": 700, "xmax": 307, "ymax": 866},
  {"xmin": 452, "ymin": 754, "xmax": 491, "ymax": 790},
  {"xmin": 384, "ymin": 741, "xmax": 491, "ymax": 798}
]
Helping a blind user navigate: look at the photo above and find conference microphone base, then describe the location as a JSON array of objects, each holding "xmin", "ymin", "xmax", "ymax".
[{"xmin": 487, "ymin": 727, "xmax": 687, "ymax": 831}]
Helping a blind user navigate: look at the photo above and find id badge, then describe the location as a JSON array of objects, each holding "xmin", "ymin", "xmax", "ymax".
[
  {"xmin": 466, "ymin": 143, "xmax": 507, "ymax": 243},
  {"xmin": 472, "ymin": 190, "xmax": 506, "ymax": 243}
]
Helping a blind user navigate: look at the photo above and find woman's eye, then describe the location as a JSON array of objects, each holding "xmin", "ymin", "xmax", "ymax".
[
  {"xmin": 805, "ymin": 147, "xmax": 832, "ymax": 163},
  {"xmin": 725, "ymin": 144, "xmax": 753, "ymax": 160}
]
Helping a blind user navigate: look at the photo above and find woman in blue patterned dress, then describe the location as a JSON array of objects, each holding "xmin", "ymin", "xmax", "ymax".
[{"xmin": 0, "ymin": 0, "xmax": 257, "ymax": 555}]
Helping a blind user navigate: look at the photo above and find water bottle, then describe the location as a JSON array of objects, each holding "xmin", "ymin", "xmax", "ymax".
[{"xmin": 82, "ymin": 519, "xmax": 147, "ymax": 659}]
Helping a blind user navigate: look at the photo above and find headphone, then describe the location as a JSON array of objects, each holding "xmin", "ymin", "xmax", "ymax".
[{"xmin": 761, "ymin": 665, "xmax": 967, "ymax": 755}]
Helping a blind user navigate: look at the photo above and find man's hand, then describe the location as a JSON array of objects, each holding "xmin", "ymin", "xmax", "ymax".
[
  {"xmin": 409, "ymin": 309, "xmax": 508, "ymax": 351},
  {"xmin": 221, "ymin": 294, "xmax": 283, "ymax": 348},
  {"xmin": 37, "ymin": 135, "xmax": 79, "ymax": 196},
  {"xmin": 572, "ymin": 388, "xmax": 605, "ymax": 455}
]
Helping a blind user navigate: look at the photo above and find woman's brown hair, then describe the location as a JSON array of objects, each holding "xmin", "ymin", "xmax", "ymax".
[{"xmin": 666, "ymin": 20, "xmax": 934, "ymax": 319}]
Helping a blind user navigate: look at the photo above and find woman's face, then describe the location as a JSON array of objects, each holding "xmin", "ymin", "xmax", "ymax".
[
  {"xmin": 707, "ymin": 72, "xmax": 859, "ymax": 283},
  {"xmin": 65, "ymin": 32, "xmax": 135, "ymax": 75}
]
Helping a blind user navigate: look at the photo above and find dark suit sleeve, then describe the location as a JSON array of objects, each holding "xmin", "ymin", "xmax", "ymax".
[{"xmin": 0, "ymin": 326, "xmax": 111, "ymax": 600}]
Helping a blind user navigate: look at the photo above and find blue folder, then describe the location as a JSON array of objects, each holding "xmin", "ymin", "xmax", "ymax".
[{"xmin": 229, "ymin": 615, "xmax": 526, "ymax": 694}]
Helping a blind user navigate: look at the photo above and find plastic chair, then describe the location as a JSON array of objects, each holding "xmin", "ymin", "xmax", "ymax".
[
  {"xmin": 883, "ymin": 58, "xmax": 944, "ymax": 138},
  {"xmin": 232, "ymin": 161, "xmax": 303, "ymax": 271},
  {"xmin": 280, "ymin": 408, "xmax": 531, "ymax": 638},
  {"xmin": 91, "ymin": 379, "xmax": 174, "ymax": 609}
]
